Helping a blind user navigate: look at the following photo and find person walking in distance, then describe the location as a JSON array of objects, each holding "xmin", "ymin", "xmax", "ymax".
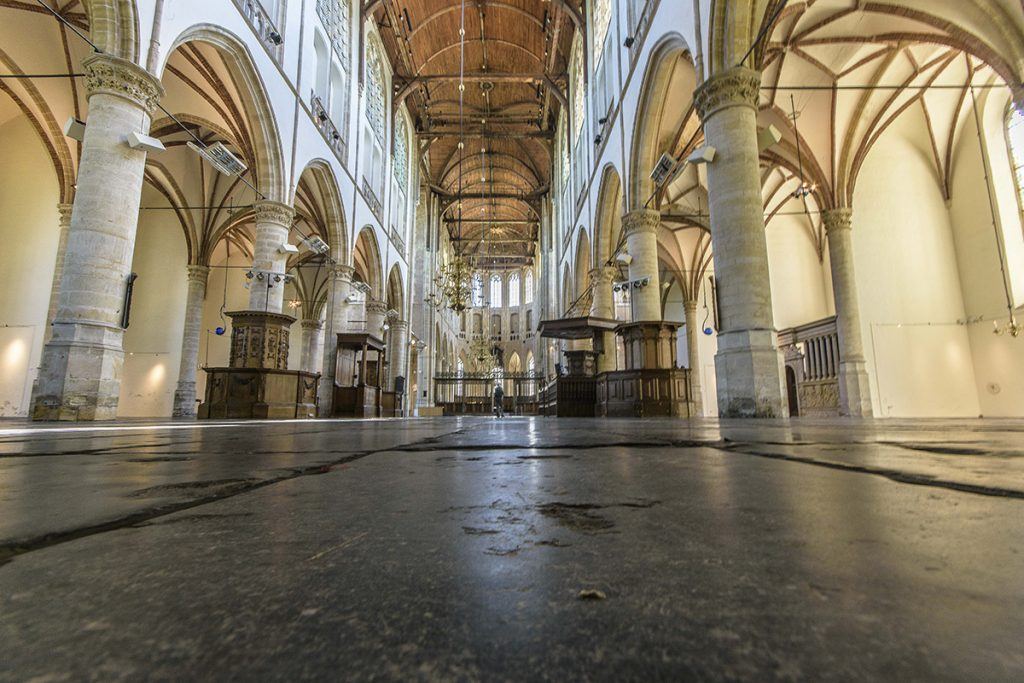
[{"xmin": 493, "ymin": 382, "xmax": 505, "ymax": 418}]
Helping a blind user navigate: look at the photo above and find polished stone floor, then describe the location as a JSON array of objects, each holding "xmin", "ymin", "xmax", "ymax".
[{"xmin": 0, "ymin": 416, "xmax": 1022, "ymax": 680}]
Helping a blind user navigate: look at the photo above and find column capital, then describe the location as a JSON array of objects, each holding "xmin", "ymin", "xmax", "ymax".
[
  {"xmin": 622, "ymin": 208, "xmax": 660, "ymax": 237},
  {"xmin": 300, "ymin": 318, "xmax": 324, "ymax": 331},
  {"xmin": 390, "ymin": 318, "xmax": 409, "ymax": 331},
  {"xmin": 589, "ymin": 265, "xmax": 619, "ymax": 286},
  {"xmin": 821, "ymin": 207, "xmax": 853, "ymax": 234},
  {"xmin": 331, "ymin": 264, "xmax": 355, "ymax": 282},
  {"xmin": 252, "ymin": 200, "xmax": 295, "ymax": 227},
  {"xmin": 185, "ymin": 264, "xmax": 211, "ymax": 284},
  {"xmin": 366, "ymin": 299, "xmax": 388, "ymax": 314},
  {"xmin": 683, "ymin": 298, "xmax": 699, "ymax": 313},
  {"xmin": 694, "ymin": 67, "xmax": 761, "ymax": 121},
  {"xmin": 82, "ymin": 54, "xmax": 163, "ymax": 113},
  {"xmin": 57, "ymin": 203, "xmax": 74, "ymax": 224}
]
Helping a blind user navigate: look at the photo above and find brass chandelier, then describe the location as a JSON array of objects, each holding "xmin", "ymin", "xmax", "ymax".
[
  {"xmin": 427, "ymin": 0, "xmax": 479, "ymax": 315},
  {"xmin": 432, "ymin": 254, "xmax": 475, "ymax": 313}
]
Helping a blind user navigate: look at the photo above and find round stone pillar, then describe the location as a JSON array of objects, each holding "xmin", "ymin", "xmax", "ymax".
[
  {"xmin": 389, "ymin": 318, "xmax": 410, "ymax": 392},
  {"xmin": 247, "ymin": 200, "xmax": 294, "ymax": 313},
  {"xmin": 317, "ymin": 264, "xmax": 354, "ymax": 416},
  {"xmin": 365, "ymin": 299, "xmax": 387, "ymax": 337},
  {"xmin": 694, "ymin": 67, "xmax": 785, "ymax": 417},
  {"xmin": 622, "ymin": 209, "xmax": 662, "ymax": 322},
  {"xmin": 822, "ymin": 208, "xmax": 873, "ymax": 417},
  {"xmin": 32, "ymin": 54, "xmax": 164, "ymax": 421},
  {"xmin": 44, "ymin": 203, "xmax": 74, "ymax": 344},
  {"xmin": 172, "ymin": 265, "xmax": 210, "ymax": 417},
  {"xmin": 683, "ymin": 299, "xmax": 704, "ymax": 416},
  {"xmin": 300, "ymin": 318, "xmax": 324, "ymax": 374},
  {"xmin": 589, "ymin": 265, "xmax": 618, "ymax": 372}
]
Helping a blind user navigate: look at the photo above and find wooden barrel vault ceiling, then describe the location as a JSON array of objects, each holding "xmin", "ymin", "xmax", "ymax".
[{"xmin": 373, "ymin": 0, "xmax": 580, "ymax": 269}]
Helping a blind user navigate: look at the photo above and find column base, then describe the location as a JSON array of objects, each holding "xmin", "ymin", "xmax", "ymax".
[
  {"xmin": 172, "ymin": 382, "xmax": 198, "ymax": 418},
  {"xmin": 838, "ymin": 360, "xmax": 873, "ymax": 417},
  {"xmin": 32, "ymin": 322, "xmax": 124, "ymax": 421},
  {"xmin": 714, "ymin": 329, "xmax": 786, "ymax": 418}
]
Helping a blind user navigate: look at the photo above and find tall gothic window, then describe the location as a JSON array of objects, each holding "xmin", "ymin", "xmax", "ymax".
[
  {"xmin": 592, "ymin": 0, "xmax": 611, "ymax": 67},
  {"xmin": 570, "ymin": 36, "xmax": 585, "ymax": 145},
  {"xmin": 1009, "ymin": 106, "xmax": 1024, "ymax": 215},
  {"xmin": 366, "ymin": 46, "xmax": 385, "ymax": 142},
  {"xmin": 316, "ymin": 0, "xmax": 351, "ymax": 64},
  {"xmin": 524, "ymin": 270, "xmax": 534, "ymax": 304},
  {"xmin": 391, "ymin": 114, "xmax": 410, "ymax": 243},
  {"xmin": 508, "ymin": 272, "xmax": 520, "ymax": 307},
  {"xmin": 472, "ymin": 273, "xmax": 484, "ymax": 308},
  {"xmin": 490, "ymin": 274, "xmax": 503, "ymax": 308},
  {"xmin": 392, "ymin": 117, "xmax": 408, "ymax": 188}
]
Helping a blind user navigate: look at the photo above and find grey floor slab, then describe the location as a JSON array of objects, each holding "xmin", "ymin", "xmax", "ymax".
[{"xmin": 0, "ymin": 416, "xmax": 1022, "ymax": 681}]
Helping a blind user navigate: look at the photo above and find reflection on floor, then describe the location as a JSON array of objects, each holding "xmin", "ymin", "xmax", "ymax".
[{"xmin": 1, "ymin": 417, "xmax": 1023, "ymax": 679}]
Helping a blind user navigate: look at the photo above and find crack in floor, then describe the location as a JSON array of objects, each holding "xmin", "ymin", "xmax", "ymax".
[{"xmin": 0, "ymin": 425, "xmax": 471, "ymax": 568}]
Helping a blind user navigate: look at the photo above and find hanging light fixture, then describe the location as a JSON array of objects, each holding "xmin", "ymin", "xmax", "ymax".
[{"xmin": 430, "ymin": 0, "xmax": 477, "ymax": 314}]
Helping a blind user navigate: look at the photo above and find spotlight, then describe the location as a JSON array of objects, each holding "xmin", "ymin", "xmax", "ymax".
[
  {"xmin": 127, "ymin": 132, "xmax": 165, "ymax": 154},
  {"xmin": 686, "ymin": 146, "xmax": 716, "ymax": 166},
  {"xmin": 63, "ymin": 117, "xmax": 86, "ymax": 142}
]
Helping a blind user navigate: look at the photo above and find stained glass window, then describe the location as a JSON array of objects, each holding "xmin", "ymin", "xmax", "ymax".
[
  {"xmin": 571, "ymin": 36, "xmax": 585, "ymax": 144},
  {"xmin": 525, "ymin": 270, "xmax": 534, "ymax": 304},
  {"xmin": 366, "ymin": 45, "xmax": 385, "ymax": 143},
  {"xmin": 316, "ymin": 0, "xmax": 351, "ymax": 68},
  {"xmin": 393, "ymin": 117, "xmax": 408, "ymax": 187},
  {"xmin": 592, "ymin": 0, "xmax": 611, "ymax": 67}
]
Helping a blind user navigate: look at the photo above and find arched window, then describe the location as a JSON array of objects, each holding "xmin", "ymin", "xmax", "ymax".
[
  {"xmin": 391, "ymin": 114, "xmax": 411, "ymax": 242},
  {"xmin": 592, "ymin": 0, "xmax": 611, "ymax": 66},
  {"xmin": 524, "ymin": 270, "xmax": 534, "ymax": 304},
  {"xmin": 1009, "ymin": 106, "xmax": 1024, "ymax": 213},
  {"xmin": 472, "ymin": 273, "xmax": 484, "ymax": 308},
  {"xmin": 365, "ymin": 45, "xmax": 385, "ymax": 142},
  {"xmin": 315, "ymin": 0, "xmax": 351, "ymax": 127},
  {"xmin": 316, "ymin": 0, "xmax": 351, "ymax": 60},
  {"xmin": 490, "ymin": 274, "xmax": 502, "ymax": 308},
  {"xmin": 508, "ymin": 272, "xmax": 520, "ymax": 307},
  {"xmin": 570, "ymin": 36, "xmax": 585, "ymax": 146}
]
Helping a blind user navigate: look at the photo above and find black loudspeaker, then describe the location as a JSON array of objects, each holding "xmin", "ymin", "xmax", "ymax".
[
  {"xmin": 394, "ymin": 376, "xmax": 406, "ymax": 394},
  {"xmin": 555, "ymin": 363, "xmax": 563, "ymax": 377}
]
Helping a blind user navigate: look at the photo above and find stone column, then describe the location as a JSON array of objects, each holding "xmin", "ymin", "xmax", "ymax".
[
  {"xmin": 247, "ymin": 200, "xmax": 295, "ymax": 313},
  {"xmin": 300, "ymin": 318, "xmax": 324, "ymax": 374},
  {"xmin": 389, "ymin": 318, "xmax": 410, "ymax": 391},
  {"xmin": 694, "ymin": 67, "xmax": 785, "ymax": 417},
  {"xmin": 683, "ymin": 299, "xmax": 704, "ymax": 416},
  {"xmin": 43, "ymin": 203, "xmax": 74, "ymax": 344},
  {"xmin": 589, "ymin": 265, "xmax": 618, "ymax": 372},
  {"xmin": 317, "ymin": 264, "xmax": 354, "ymax": 416},
  {"xmin": 822, "ymin": 208, "xmax": 873, "ymax": 416},
  {"xmin": 172, "ymin": 265, "xmax": 210, "ymax": 417},
  {"xmin": 622, "ymin": 209, "xmax": 662, "ymax": 322},
  {"xmin": 32, "ymin": 55, "xmax": 164, "ymax": 421},
  {"xmin": 365, "ymin": 299, "xmax": 387, "ymax": 337}
]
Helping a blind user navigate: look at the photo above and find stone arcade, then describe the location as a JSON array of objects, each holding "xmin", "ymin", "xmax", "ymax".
[{"xmin": 1, "ymin": 0, "xmax": 1024, "ymax": 679}]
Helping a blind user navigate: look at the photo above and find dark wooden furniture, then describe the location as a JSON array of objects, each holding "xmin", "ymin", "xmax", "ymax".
[{"xmin": 199, "ymin": 310, "xmax": 319, "ymax": 419}]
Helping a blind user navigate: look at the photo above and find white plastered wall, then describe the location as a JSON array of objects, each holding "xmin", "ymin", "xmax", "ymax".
[
  {"xmin": 118, "ymin": 206, "xmax": 188, "ymax": 417},
  {"xmin": 0, "ymin": 116, "xmax": 60, "ymax": 417},
  {"xmin": 852, "ymin": 110, "xmax": 980, "ymax": 417},
  {"xmin": 948, "ymin": 92, "xmax": 1024, "ymax": 416}
]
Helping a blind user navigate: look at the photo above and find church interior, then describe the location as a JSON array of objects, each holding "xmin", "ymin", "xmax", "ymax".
[{"xmin": 1, "ymin": 0, "xmax": 1023, "ymax": 678}]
